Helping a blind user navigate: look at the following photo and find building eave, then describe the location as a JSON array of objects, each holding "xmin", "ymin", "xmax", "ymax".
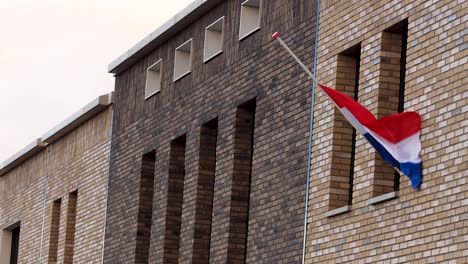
[
  {"xmin": 108, "ymin": 0, "xmax": 223, "ymax": 75},
  {"xmin": 0, "ymin": 92, "xmax": 113, "ymax": 177}
]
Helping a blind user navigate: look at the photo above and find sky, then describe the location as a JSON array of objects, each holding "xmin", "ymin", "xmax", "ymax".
[{"xmin": 0, "ymin": 0, "xmax": 193, "ymax": 162}]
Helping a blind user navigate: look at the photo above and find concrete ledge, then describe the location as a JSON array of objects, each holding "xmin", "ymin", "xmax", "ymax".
[
  {"xmin": 108, "ymin": 0, "xmax": 224, "ymax": 74},
  {"xmin": 367, "ymin": 191, "xmax": 398, "ymax": 205},
  {"xmin": 41, "ymin": 92, "xmax": 113, "ymax": 144},
  {"xmin": 324, "ymin": 205, "xmax": 351, "ymax": 218},
  {"xmin": 0, "ymin": 138, "xmax": 46, "ymax": 176},
  {"xmin": 0, "ymin": 92, "xmax": 113, "ymax": 177}
]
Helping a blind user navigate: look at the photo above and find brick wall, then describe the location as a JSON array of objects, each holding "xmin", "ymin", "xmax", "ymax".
[
  {"xmin": 0, "ymin": 107, "xmax": 112, "ymax": 263},
  {"xmin": 307, "ymin": 0, "xmax": 467, "ymax": 262},
  {"xmin": 104, "ymin": 0, "xmax": 318, "ymax": 263}
]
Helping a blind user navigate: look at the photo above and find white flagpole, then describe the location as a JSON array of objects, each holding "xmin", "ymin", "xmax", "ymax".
[{"xmin": 272, "ymin": 32, "xmax": 318, "ymax": 84}]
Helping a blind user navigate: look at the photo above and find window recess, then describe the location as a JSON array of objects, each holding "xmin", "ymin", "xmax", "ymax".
[
  {"xmin": 204, "ymin": 17, "xmax": 224, "ymax": 62},
  {"xmin": 239, "ymin": 0, "xmax": 262, "ymax": 40},
  {"xmin": 174, "ymin": 39, "xmax": 193, "ymax": 82},
  {"xmin": 145, "ymin": 59, "xmax": 162, "ymax": 99}
]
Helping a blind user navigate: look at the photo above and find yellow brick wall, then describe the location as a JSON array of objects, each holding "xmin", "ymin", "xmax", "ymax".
[
  {"xmin": 0, "ymin": 107, "xmax": 112, "ymax": 263},
  {"xmin": 307, "ymin": 0, "xmax": 466, "ymax": 262}
]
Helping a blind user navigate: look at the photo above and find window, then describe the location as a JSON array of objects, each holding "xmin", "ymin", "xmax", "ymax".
[
  {"xmin": 145, "ymin": 59, "xmax": 162, "ymax": 99},
  {"xmin": 204, "ymin": 17, "xmax": 224, "ymax": 62},
  {"xmin": 327, "ymin": 44, "xmax": 361, "ymax": 214},
  {"xmin": 48, "ymin": 199, "xmax": 62, "ymax": 262},
  {"xmin": 371, "ymin": 19, "xmax": 408, "ymax": 198},
  {"xmin": 10, "ymin": 226, "xmax": 20, "ymax": 264},
  {"xmin": 0, "ymin": 222, "xmax": 20, "ymax": 264},
  {"xmin": 64, "ymin": 191, "xmax": 78, "ymax": 264},
  {"xmin": 135, "ymin": 151, "xmax": 156, "ymax": 263},
  {"xmin": 174, "ymin": 39, "xmax": 193, "ymax": 81},
  {"xmin": 192, "ymin": 119, "xmax": 218, "ymax": 262},
  {"xmin": 226, "ymin": 99, "xmax": 256, "ymax": 261},
  {"xmin": 162, "ymin": 135, "xmax": 186, "ymax": 263},
  {"xmin": 239, "ymin": 0, "xmax": 262, "ymax": 40}
]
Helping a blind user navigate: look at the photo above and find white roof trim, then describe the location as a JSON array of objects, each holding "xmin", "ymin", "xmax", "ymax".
[
  {"xmin": 0, "ymin": 92, "xmax": 113, "ymax": 176},
  {"xmin": 108, "ymin": 0, "xmax": 223, "ymax": 74}
]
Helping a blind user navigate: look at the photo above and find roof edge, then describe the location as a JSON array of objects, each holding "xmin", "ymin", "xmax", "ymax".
[
  {"xmin": 0, "ymin": 138, "xmax": 46, "ymax": 176},
  {"xmin": 41, "ymin": 92, "xmax": 113, "ymax": 144},
  {"xmin": 108, "ymin": 0, "xmax": 223, "ymax": 74},
  {"xmin": 0, "ymin": 92, "xmax": 113, "ymax": 176}
]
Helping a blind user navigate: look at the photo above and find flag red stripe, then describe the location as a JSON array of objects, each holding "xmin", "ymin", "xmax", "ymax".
[
  {"xmin": 319, "ymin": 84, "xmax": 421, "ymax": 143},
  {"xmin": 319, "ymin": 84, "xmax": 376, "ymax": 126}
]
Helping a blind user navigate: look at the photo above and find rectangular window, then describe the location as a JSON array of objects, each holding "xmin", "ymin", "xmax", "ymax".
[
  {"xmin": 239, "ymin": 0, "xmax": 262, "ymax": 40},
  {"xmin": 0, "ymin": 222, "xmax": 20, "ymax": 264},
  {"xmin": 174, "ymin": 39, "xmax": 193, "ymax": 81},
  {"xmin": 163, "ymin": 135, "xmax": 186, "ymax": 263},
  {"xmin": 373, "ymin": 20, "xmax": 408, "ymax": 196},
  {"xmin": 227, "ymin": 99, "xmax": 256, "ymax": 261},
  {"xmin": 64, "ymin": 191, "xmax": 78, "ymax": 264},
  {"xmin": 193, "ymin": 119, "xmax": 218, "ymax": 262},
  {"xmin": 145, "ymin": 59, "xmax": 162, "ymax": 99},
  {"xmin": 10, "ymin": 226, "xmax": 20, "ymax": 264},
  {"xmin": 135, "ymin": 151, "xmax": 156, "ymax": 263},
  {"xmin": 327, "ymin": 44, "xmax": 361, "ymax": 211},
  {"xmin": 48, "ymin": 198, "xmax": 62, "ymax": 262},
  {"xmin": 204, "ymin": 17, "xmax": 224, "ymax": 62}
]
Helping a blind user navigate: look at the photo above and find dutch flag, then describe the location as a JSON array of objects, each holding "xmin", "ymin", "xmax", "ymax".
[{"xmin": 320, "ymin": 84, "xmax": 422, "ymax": 189}]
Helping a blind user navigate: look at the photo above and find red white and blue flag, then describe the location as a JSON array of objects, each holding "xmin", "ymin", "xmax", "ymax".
[
  {"xmin": 320, "ymin": 84, "xmax": 422, "ymax": 189},
  {"xmin": 271, "ymin": 32, "xmax": 422, "ymax": 189}
]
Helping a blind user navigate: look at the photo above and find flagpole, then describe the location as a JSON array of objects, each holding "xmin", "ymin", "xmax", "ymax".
[
  {"xmin": 272, "ymin": 31, "xmax": 320, "ymax": 264},
  {"xmin": 272, "ymin": 32, "xmax": 318, "ymax": 84}
]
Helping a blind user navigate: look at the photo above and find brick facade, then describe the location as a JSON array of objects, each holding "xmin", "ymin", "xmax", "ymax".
[
  {"xmin": 3, "ymin": 0, "xmax": 465, "ymax": 263},
  {"xmin": 307, "ymin": 0, "xmax": 467, "ymax": 262},
  {"xmin": 0, "ymin": 104, "xmax": 112, "ymax": 263},
  {"xmin": 103, "ymin": 0, "xmax": 318, "ymax": 263}
]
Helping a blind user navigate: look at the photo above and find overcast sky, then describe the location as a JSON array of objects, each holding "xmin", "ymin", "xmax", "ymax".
[{"xmin": 0, "ymin": 0, "xmax": 193, "ymax": 162}]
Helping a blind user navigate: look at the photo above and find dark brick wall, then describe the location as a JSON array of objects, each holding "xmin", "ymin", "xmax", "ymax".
[{"xmin": 104, "ymin": 0, "xmax": 318, "ymax": 263}]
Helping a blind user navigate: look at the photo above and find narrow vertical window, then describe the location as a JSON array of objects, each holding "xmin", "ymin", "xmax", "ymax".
[
  {"xmin": 48, "ymin": 199, "xmax": 62, "ymax": 262},
  {"xmin": 227, "ymin": 99, "xmax": 256, "ymax": 261},
  {"xmin": 395, "ymin": 20, "xmax": 408, "ymax": 191},
  {"xmin": 135, "ymin": 151, "xmax": 156, "ymax": 263},
  {"xmin": 174, "ymin": 39, "xmax": 193, "ymax": 81},
  {"xmin": 1, "ymin": 222, "xmax": 21, "ymax": 264},
  {"xmin": 193, "ymin": 119, "xmax": 218, "ymax": 262},
  {"xmin": 9, "ymin": 226, "xmax": 20, "ymax": 264},
  {"xmin": 204, "ymin": 17, "xmax": 224, "ymax": 62},
  {"xmin": 239, "ymin": 0, "xmax": 262, "ymax": 40},
  {"xmin": 328, "ymin": 44, "xmax": 361, "ymax": 212},
  {"xmin": 163, "ymin": 135, "xmax": 186, "ymax": 263},
  {"xmin": 63, "ymin": 191, "xmax": 77, "ymax": 264},
  {"xmin": 373, "ymin": 20, "xmax": 408, "ymax": 196},
  {"xmin": 145, "ymin": 60, "xmax": 162, "ymax": 99}
]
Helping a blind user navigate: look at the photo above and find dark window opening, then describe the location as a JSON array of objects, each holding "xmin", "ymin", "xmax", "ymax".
[
  {"xmin": 228, "ymin": 98, "xmax": 256, "ymax": 262},
  {"xmin": 9, "ymin": 225, "xmax": 20, "ymax": 264},
  {"xmin": 64, "ymin": 190, "xmax": 78, "ymax": 264},
  {"xmin": 163, "ymin": 135, "xmax": 186, "ymax": 263},
  {"xmin": 329, "ymin": 43, "xmax": 361, "ymax": 209},
  {"xmin": 384, "ymin": 19, "xmax": 408, "ymax": 192},
  {"xmin": 135, "ymin": 150, "xmax": 156, "ymax": 263},
  {"xmin": 193, "ymin": 118, "xmax": 218, "ymax": 262},
  {"xmin": 48, "ymin": 199, "xmax": 62, "ymax": 262}
]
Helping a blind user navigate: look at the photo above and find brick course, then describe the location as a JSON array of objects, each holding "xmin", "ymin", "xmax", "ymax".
[
  {"xmin": 0, "ymin": 107, "xmax": 112, "ymax": 263},
  {"xmin": 307, "ymin": 0, "xmax": 467, "ymax": 262},
  {"xmin": 103, "ymin": 1, "xmax": 317, "ymax": 263}
]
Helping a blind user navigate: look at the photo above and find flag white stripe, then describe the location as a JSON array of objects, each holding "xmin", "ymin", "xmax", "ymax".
[{"xmin": 366, "ymin": 129, "xmax": 422, "ymax": 163}]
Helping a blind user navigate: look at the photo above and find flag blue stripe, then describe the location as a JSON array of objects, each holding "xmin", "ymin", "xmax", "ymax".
[
  {"xmin": 363, "ymin": 133, "xmax": 400, "ymax": 167},
  {"xmin": 400, "ymin": 162, "xmax": 422, "ymax": 189},
  {"xmin": 363, "ymin": 133, "xmax": 422, "ymax": 189}
]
